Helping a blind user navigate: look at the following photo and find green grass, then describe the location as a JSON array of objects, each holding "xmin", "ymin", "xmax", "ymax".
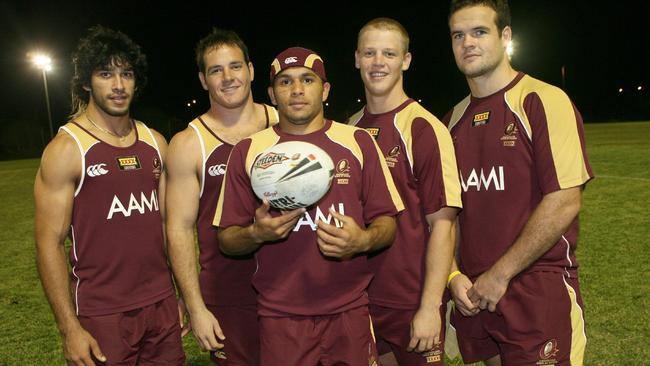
[{"xmin": 1, "ymin": 122, "xmax": 649, "ymax": 365}]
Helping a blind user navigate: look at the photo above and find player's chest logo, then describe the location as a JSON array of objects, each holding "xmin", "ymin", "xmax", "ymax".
[
  {"xmin": 385, "ymin": 145, "xmax": 400, "ymax": 168},
  {"xmin": 500, "ymin": 122, "xmax": 519, "ymax": 147},
  {"xmin": 207, "ymin": 163, "xmax": 227, "ymax": 177},
  {"xmin": 152, "ymin": 157, "xmax": 162, "ymax": 180},
  {"xmin": 334, "ymin": 159, "xmax": 351, "ymax": 185},
  {"xmin": 86, "ymin": 163, "xmax": 109, "ymax": 177},
  {"xmin": 116, "ymin": 155, "xmax": 141, "ymax": 171},
  {"xmin": 364, "ymin": 127, "xmax": 380, "ymax": 139},
  {"xmin": 472, "ymin": 111, "xmax": 490, "ymax": 127}
]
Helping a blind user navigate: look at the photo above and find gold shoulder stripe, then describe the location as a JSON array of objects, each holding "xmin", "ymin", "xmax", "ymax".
[
  {"xmin": 447, "ymin": 95, "xmax": 471, "ymax": 131},
  {"xmin": 347, "ymin": 108, "xmax": 365, "ymax": 126},
  {"xmin": 264, "ymin": 104, "xmax": 280, "ymax": 125},
  {"xmin": 189, "ymin": 118, "xmax": 224, "ymax": 159},
  {"xmin": 60, "ymin": 122, "xmax": 99, "ymax": 154},
  {"xmin": 395, "ymin": 103, "xmax": 462, "ymax": 208},
  {"xmin": 325, "ymin": 122, "xmax": 364, "ymax": 168},
  {"xmin": 505, "ymin": 75, "xmax": 591, "ymax": 188},
  {"xmin": 134, "ymin": 120, "xmax": 158, "ymax": 149}
]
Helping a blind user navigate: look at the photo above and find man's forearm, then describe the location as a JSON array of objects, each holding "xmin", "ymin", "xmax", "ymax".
[
  {"xmin": 218, "ymin": 225, "xmax": 263, "ymax": 256},
  {"xmin": 364, "ymin": 215, "xmax": 397, "ymax": 252},
  {"xmin": 36, "ymin": 241, "xmax": 82, "ymax": 336},
  {"xmin": 489, "ymin": 187, "xmax": 582, "ymax": 281},
  {"xmin": 167, "ymin": 228, "xmax": 206, "ymax": 313},
  {"xmin": 420, "ymin": 209, "xmax": 457, "ymax": 309}
]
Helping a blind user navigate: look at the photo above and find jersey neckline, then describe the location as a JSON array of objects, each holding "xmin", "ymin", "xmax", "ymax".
[{"xmin": 71, "ymin": 119, "xmax": 140, "ymax": 149}]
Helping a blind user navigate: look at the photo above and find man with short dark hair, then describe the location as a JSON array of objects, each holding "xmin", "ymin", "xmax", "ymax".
[
  {"xmin": 215, "ymin": 46, "xmax": 404, "ymax": 366},
  {"xmin": 445, "ymin": 1, "xmax": 593, "ymax": 364},
  {"xmin": 166, "ymin": 27, "xmax": 277, "ymax": 365},
  {"xmin": 35, "ymin": 25, "xmax": 184, "ymax": 366}
]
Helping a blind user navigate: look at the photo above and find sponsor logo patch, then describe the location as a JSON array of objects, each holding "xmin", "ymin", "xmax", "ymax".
[
  {"xmin": 86, "ymin": 163, "xmax": 109, "ymax": 177},
  {"xmin": 117, "ymin": 155, "xmax": 141, "ymax": 171},
  {"xmin": 254, "ymin": 152, "xmax": 289, "ymax": 169},
  {"xmin": 284, "ymin": 56, "xmax": 298, "ymax": 64},
  {"xmin": 365, "ymin": 127, "xmax": 380, "ymax": 139},
  {"xmin": 208, "ymin": 164, "xmax": 226, "ymax": 176},
  {"xmin": 472, "ymin": 111, "xmax": 490, "ymax": 126},
  {"xmin": 422, "ymin": 347, "xmax": 443, "ymax": 363}
]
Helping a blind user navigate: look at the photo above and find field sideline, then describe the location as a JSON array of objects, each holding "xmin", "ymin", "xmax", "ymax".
[{"xmin": 0, "ymin": 121, "xmax": 648, "ymax": 365}]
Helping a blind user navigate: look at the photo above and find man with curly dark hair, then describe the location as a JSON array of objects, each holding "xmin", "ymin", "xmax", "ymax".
[{"xmin": 35, "ymin": 25, "xmax": 185, "ymax": 365}]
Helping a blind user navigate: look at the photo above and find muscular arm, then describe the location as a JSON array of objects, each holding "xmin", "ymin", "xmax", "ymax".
[
  {"xmin": 409, "ymin": 207, "xmax": 458, "ymax": 352},
  {"xmin": 35, "ymin": 133, "xmax": 105, "ymax": 364},
  {"xmin": 165, "ymin": 129, "xmax": 225, "ymax": 349},
  {"xmin": 469, "ymin": 187, "xmax": 583, "ymax": 311}
]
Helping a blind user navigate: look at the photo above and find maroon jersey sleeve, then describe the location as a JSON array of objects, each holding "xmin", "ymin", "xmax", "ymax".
[
  {"xmin": 412, "ymin": 117, "xmax": 462, "ymax": 215},
  {"xmin": 356, "ymin": 129, "xmax": 403, "ymax": 224},
  {"xmin": 214, "ymin": 139, "xmax": 258, "ymax": 228},
  {"xmin": 523, "ymin": 92, "xmax": 593, "ymax": 195}
]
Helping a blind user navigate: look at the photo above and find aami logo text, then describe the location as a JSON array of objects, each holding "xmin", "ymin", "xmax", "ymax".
[
  {"xmin": 460, "ymin": 166, "xmax": 505, "ymax": 192},
  {"xmin": 294, "ymin": 203, "xmax": 345, "ymax": 231},
  {"xmin": 107, "ymin": 190, "xmax": 159, "ymax": 219}
]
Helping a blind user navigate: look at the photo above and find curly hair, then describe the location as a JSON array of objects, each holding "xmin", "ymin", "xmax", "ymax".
[
  {"xmin": 70, "ymin": 25, "xmax": 147, "ymax": 116},
  {"xmin": 195, "ymin": 28, "xmax": 250, "ymax": 74}
]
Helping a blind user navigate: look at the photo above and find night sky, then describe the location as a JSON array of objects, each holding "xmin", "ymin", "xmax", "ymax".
[{"xmin": 1, "ymin": 0, "xmax": 648, "ymax": 142}]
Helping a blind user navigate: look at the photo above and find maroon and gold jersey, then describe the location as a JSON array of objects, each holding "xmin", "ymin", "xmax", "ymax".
[
  {"xmin": 444, "ymin": 73, "xmax": 593, "ymax": 279},
  {"xmin": 190, "ymin": 104, "xmax": 278, "ymax": 306},
  {"xmin": 213, "ymin": 120, "xmax": 404, "ymax": 317},
  {"xmin": 349, "ymin": 99, "xmax": 462, "ymax": 309},
  {"xmin": 60, "ymin": 121, "xmax": 174, "ymax": 316}
]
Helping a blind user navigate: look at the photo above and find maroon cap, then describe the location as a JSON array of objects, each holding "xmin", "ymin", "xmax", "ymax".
[{"xmin": 269, "ymin": 47, "xmax": 327, "ymax": 84}]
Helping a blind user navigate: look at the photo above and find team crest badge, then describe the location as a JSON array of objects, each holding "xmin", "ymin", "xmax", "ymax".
[
  {"xmin": 500, "ymin": 122, "xmax": 518, "ymax": 147},
  {"xmin": 536, "ymin": 339, "xmax": 559, "ymax": 365},
  {"xmin": 385, "ymin": 145, "xmax": 400, "ymax": 168},
  {"xmin": 152, "ymin": 157, "xmax": 162, "ymax": 180},
  {"xmin": 335, "ymin": 159, "xmax": 351, "ymax": 184}
]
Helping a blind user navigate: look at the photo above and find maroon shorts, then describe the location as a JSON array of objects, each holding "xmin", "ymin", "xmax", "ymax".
[
  {"xmin": 370, "ymin": 303, "xmax": 446, "ymax": 365},
  {"xmin": 78, "ymin": 295, "xmax": 185, "ymax": 365},
  {"xmin": 259, "ymin": 306, "xmax": 378, "ymax": 366},
  {"xmin": 451, "ymin": 271, "xmax": 586, "ymax": 365},
  {"xmin": 206, "ymin": 303, "xmax": 259, "ymax": 365}
]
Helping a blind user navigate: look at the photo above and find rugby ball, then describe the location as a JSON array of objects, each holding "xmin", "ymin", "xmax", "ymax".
[{"xmin": 251, "ymin": 141, "xmax": 335, "ymax": 210}]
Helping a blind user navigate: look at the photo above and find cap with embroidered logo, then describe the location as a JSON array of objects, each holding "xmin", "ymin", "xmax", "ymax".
[{"xmin": 269, "ymin": 47, "xmax": 327, "ymax": 84}]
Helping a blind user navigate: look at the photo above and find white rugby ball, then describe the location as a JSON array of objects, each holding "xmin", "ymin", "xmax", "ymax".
[{"xmin": 251, "ymin": 141, "xmax": 335, "ymax": 210}]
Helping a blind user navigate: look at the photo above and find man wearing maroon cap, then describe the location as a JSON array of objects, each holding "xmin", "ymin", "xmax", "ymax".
[{"xmin": 214, "ymin": 46, "xmax": 404, "ymax": 366}]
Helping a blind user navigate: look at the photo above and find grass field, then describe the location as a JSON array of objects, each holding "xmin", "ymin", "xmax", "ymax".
[{"xmin": 0, "ymin": 122, "xmax": 648, "ymax": 365}]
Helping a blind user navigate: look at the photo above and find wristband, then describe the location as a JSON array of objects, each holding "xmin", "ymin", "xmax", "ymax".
[{"xmin": 447, "ymin": 270, "xmax": 462, "ymax": 288}]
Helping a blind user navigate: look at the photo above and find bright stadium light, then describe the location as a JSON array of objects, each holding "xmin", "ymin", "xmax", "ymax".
[
  {"xmin": 506, "ymin": 40, "xmax": 514, "ymax": 59},
  {"xmin": 31, "ymin": 53, "xmax": 54, "ymax": 139},
  {"xmin": 357, "ymin": 98, "xmax": 361, "ymax": 103},
  {"xmin": 618, "ymin": 88, "xmax": 623, "ymax": 93},
  {"xmin": 638, "ymin": 86, "xmax": 643, "ymax": 91}
]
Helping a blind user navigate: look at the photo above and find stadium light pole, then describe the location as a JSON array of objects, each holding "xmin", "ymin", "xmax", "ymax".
[{"xmin": 32, "ymin": 54, "xmax": 54, "ymax": 140}]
